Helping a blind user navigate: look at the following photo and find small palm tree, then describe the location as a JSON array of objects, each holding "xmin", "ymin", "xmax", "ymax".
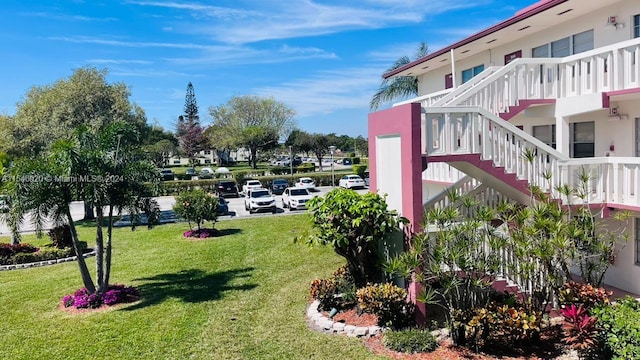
[
  {"xmin": 370, "ymin": 42, "xmax": 429, "ymax": 111},
  {"xmin": 5, "ymin": 122, "xmax": 159, "ymax": 294}
]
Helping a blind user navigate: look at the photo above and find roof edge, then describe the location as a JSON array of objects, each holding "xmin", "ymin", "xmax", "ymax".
[{"xmin": 382, "ymin": 0, "xmax": 569, "ymax": 79}]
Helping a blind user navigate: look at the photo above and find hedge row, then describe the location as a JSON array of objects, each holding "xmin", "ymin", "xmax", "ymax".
[{"xmin": 158, "ymin": 172, "xmax": 343, "ymax": 195}]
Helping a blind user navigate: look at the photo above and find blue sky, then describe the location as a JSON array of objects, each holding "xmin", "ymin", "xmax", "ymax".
[{"xmin": 0, "ymin": 0, "xmax": 536, "ymax": 137}]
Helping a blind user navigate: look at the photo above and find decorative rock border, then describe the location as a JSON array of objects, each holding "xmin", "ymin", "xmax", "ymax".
[
  {"xmin": 306, "ymin": 300, "xmax": 382, "ymax": 337},
  {"xmin": 0, "ymin": 250, "xmax": 96, "ymax": 271}
]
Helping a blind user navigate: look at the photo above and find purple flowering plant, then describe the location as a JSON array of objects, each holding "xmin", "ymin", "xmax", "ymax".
[{"xmin": 62, "ymin": 284, "xmax": 139, "ymax": 309}]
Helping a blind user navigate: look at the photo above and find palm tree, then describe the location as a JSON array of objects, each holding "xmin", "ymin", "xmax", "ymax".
[
  {"xmin": 370, "ymin": 42, "xmax": 429, "ymax": 111},
  {"xmin": 6, "ymin": 122, "xmax": 159, "ymax": 294}
]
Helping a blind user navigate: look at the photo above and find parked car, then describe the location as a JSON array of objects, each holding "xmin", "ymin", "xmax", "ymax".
[
  {"xmin": 270, "ymin": 179, "xmax": 289, "ymax": 195},
  {"xmin": 216, "ymin": 197, "xmax": 229, "ymax": 215},
  {"xmin": 242, "ymin": 180, "xmax": 263, "ymax": 194},
  {"xmin": 295, "ymin": 177, "xmax": 316, "ymax": 191},
  {"xmin": 185, "ymin": 168, "xmax": 197, "ymax": 176},
  {"xmin": 113, "ymin": 210, "xmax": 178, "ymax": 227},
  {"xmin": 339, "ymin": 174, "xmax": 366, "ymax": 189},
  {"xmin": 159, "ymin": 169, "xmax": 175, "ymax": 181},
  {"xmin": 282, "ymin": 187, "xmax": 313, "ymax": 211},
  {"xmin": 216, "ymin": 180, "xmax": 239, "ymax": 198},
  {"xmin": 244, "ymin": 188, "xmax": 277, "ymax": 214}
]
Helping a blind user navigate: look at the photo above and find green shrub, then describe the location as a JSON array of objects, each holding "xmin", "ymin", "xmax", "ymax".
[
  {"xmin": 383, "ymin": 328, "xmax": 437, "ymax": 353},
  {"xmin": 558, "ymin": 281, "xmax": 611, "ymax": 309},
  {"xmin": 350, "ymin": 157, "xmax": 361, "ymax": 165},
  {"xmin": 175, "ymin": 173, "xmax": 194, "ymax": 180},
  {"xmin": 173, "ymin": 190, "xmax": 220, "ymax": 230},
  {"xmin": 309, "ymin": 278, "xmax": 338, "ymax": 311},
  {"xmin": 352, "ymin": 165, "xmax": 367, "ymax": 178},
  {"xmin": 12, "ymin": 252, "xmax": 38, "ymax": 264},
  {"xmin": 296, "ymin": 163, "xmax": 315, "ymax": 173},
  {"xmin": 349, "ymin": 152, "xmax": 356, "ymax": 158},
  {"xmin": 592, "ymin": 296, "xmax": 640, "ymax": 359},
  {"xmin": 309, "ymin": 266, "xmax": 357, "ymax": 311},
  {"xmin": 464, "ymin": 302, "xmax": 542, "ymax": 345},
  {"xmin": 48, "ymin": 225, "xmax": 73, "ymax": 249},
  {"xmin": 357, "ymin": 283, "xmax": 414, "ymax": 329}
]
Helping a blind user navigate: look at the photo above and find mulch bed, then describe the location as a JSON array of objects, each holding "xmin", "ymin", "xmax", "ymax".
[{"xmin": 319, "ymin": 305, "xmax": 572, "ymax": 359}]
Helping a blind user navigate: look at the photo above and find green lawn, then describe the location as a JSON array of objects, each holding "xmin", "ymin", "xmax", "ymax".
[{"xmin": 0, "ymin": 216, "xmax": 386, "ymax": 359}]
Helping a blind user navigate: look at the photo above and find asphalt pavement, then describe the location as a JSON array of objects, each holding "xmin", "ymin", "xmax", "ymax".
[{"xmin": 0, "ymin": 186, "xmax": 369, "ymax": 235}]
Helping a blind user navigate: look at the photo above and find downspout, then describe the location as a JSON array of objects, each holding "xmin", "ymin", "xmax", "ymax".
[{"xmin": 450, "ymin": 48, "xmax": 457, "ymax": 89}]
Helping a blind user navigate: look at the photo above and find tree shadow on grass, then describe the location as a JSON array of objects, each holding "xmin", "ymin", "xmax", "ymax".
[
  {"xmin": 124, "ymin": 267, "xmax": 256, "ymax": 310},
  {"xmin": 216, "ymin": 228, "xmax": 241, "ymax": 236}
]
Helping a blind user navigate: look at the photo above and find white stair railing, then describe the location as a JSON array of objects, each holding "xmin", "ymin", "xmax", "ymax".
[
  {"xmin": 424, "ymin": 106, "xmax": 640, "ymax": 208},
  {"xmin": 414, "ymin": 37, "xmax": 640, "ymax": 117}
]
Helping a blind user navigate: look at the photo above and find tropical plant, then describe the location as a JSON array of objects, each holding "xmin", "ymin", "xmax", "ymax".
[
  {"xmin": 306, "ymin": 188, "xmax": 406, "ymax": 287},
  {"xmin": 357, "ymin": 282, "xmax": 414, "ymax": 329},
  {"xmin": 560, "ymin": 304, "xmax": 599, "ymax": 356},
  {"xmin": 558, "ymin": 281, "xmax": 611, "ymax": 309},
  {"xmin": 385, "ymin": 194, "xmax": 505, "ymax": 342},
  {"xmin": 4, "ymin": 122, "xmax": 159, "ymax": 294},
  {"xmin": 370, "ymin": 41, "xmax": 429, "ymax": 111}
]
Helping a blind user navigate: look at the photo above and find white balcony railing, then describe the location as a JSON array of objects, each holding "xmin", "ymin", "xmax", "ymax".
[
  {"xmin": 414, "ymin": 37, "xmax": 640, "ymax": 116},
  {"xmin": 393, "ymin": 88, "xmax": 452, "ymax": 108},
  {"xmin": 423, "ymin": 107, "xmax": 640, "ymax": 208}
]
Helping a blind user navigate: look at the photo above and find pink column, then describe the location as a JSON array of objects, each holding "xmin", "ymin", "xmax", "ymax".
[{"xmin": 368, "ymin": 103, "xmax": 426, "ymax": 323}]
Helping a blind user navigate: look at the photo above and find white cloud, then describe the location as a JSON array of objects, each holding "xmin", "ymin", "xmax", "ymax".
[
  {"xmin": 253, "ymin": 66, "xmax": 385, "ymax": 118},
  {"xmin": 20, "ymin": 11, "xmax": 118, "ymax": 22},
  {"xmin": 49, "ymin": 35, "xmax": 214, "ymax": 49},
  {"xmin": 165, "ymin": 44, "xmax": 337, "ymax": 66},
  {"xmin": 127, "ymin": 0, "xmax": 492, "ymax": 44}
]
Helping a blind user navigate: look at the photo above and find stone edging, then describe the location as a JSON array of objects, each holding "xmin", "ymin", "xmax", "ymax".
[
  {"xmin": 0, "ymin": 251, "xmax": 97, "ymax": 271},
  {"xmin": 306, "ymin": 300, "xmax": 383, "ymax": 337}
]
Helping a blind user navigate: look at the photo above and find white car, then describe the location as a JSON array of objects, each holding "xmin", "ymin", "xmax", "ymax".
[
  {"xmin": 339, "ymin": 174, "xmax": 366, "ymax": 189},
  {"xmin": 282, "ymin": 187, "xmax": 313, "ymax": 211},
  {"xmin": 242, "ymin": 180, "xmax": 263, "ymax": 194},
  {"xmin": 244, "ymin": 188, "xmax": 277, "ymax": 214},
  {"xmin": 295, "ymin": 177, "xmax": 316, "ymax": 190}
]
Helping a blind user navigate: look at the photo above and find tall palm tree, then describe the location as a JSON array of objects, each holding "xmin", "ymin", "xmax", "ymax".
[{"xmin": 370, "ymin": 42, "xmax": 429, "ymax": 111}]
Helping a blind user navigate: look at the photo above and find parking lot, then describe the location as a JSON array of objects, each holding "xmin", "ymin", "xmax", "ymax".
[
  {"xmin": 218, "ymin": 185, "xmax": 370, "ymax": 219},
  {"xmin": 0, "ymin": 186, "xmax": 370, "ymax": 235}
]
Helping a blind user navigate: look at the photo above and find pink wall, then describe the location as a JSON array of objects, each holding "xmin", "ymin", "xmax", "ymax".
[
  {"xmin": 368, "ymin": 103, "xmax": 425, "ymax": 323},
  {"xmin": 368, "ymin": 103, "xmax": 423, "ymax": 229}
]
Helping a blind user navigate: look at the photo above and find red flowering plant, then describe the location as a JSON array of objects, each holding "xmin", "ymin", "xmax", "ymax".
[{"xmin": 560, "ymin": 304, "xmax": 599, "ymax": 355}]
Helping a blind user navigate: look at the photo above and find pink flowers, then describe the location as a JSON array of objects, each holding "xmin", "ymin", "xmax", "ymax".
[
  {"xmin": 183, "ymin": 229, "xmax": 218, "ymax": 238},
  {"xmin": 61, "ymin": 284, "xmax": 139, "ymax": 309}
]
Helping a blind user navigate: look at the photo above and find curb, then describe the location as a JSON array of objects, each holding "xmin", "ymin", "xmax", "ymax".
[
  {"xmin": 0, "ymin": 251, "xmax": 97, "ymax": 271},
  {"xmin": 306, "ymin": 300, "xmax": 382, "ymax": 337}
]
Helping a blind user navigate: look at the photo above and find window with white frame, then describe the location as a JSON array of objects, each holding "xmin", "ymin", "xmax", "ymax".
[
  {"xmin": 571, "ymin": 121, "xmax": 595, "ymax": 158},
  {"xmin": 532, "ymin": 29, "xmax": 594, "ymax": 58},
  {"xmin": 533, "ymin": 124, "xmax": 556, "ymax": 149},
  {"xmin": 634, "ymin": 14, "xmax": 640, "ymax": 38},
  {"xmin": 461, "ymin": 64, "xmax": 484, "ymax": 84}
]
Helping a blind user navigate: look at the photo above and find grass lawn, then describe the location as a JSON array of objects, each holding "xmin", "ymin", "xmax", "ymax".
[{"xmin": 0, "ymin": 216, "xmax": 386, "ymax": 359}]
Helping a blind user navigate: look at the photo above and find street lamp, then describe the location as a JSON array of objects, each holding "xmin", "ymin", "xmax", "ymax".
[{"xmin": 329, "ymin": 145, "xmax": 336, "ymax": 187}]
